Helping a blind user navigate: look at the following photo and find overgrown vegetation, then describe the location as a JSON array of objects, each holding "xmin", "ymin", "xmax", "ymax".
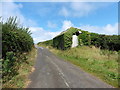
[
  {"xmin": 2, "ymin": 17, "xmax": 33, "ymax": 58},
  {"xmin": 53, "ymin": 27, "xmax": 80, "ymax": 50},
  {"xmin": 52, "ymin": 27, "xmax": 120, "ymax": 51},
  {"xmin": 90, "ymin": 33, "xmax": 120, "ymax": 51},
  {"xmin": 1, "ymin": 17, "xmax": 34, "ymax": 88}
]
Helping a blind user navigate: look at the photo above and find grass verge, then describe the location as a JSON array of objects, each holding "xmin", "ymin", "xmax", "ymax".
[
  {"xmin": 2, "ymin": 47, "xmax": 37, "ymax": 88},
  {"xmin": 39, "ymin": 45, "xmax": 119, "ymax": 88}
]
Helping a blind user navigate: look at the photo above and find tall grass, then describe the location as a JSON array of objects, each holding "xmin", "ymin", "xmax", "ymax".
[{"xmin": 48, "ymin": 46, "xmax": 119, "ymax": 87}]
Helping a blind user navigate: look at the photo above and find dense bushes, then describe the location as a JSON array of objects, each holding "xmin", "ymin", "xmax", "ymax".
[
  {"xmin": 52, "ymin": 27, "xmax": 119, "ymax": 51},
  {"xmin": 2, "ymin": 17, "xmax": 34, "ymax": 83},
  {"xmin": 78, "ymin": 30, "xmax": 91, "ymax": 46},
  {"xmin": 2, "ymin": 17, "xmax": 33, "ymax": 57},
  {"xmin": 90, "ymin": 33, "xmax": 120, "ymax": 51}
]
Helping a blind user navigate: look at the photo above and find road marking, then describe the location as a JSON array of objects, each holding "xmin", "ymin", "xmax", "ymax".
[{"xmin": 46, "ymin": 56, "xmax": 71, "ymax": 89}]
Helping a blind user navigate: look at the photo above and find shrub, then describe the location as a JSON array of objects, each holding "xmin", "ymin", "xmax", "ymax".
[
  {"xmin": 2, "ymin": 17, "xmax": 34, "ymax": 58},
  {"xmin": 2, "ymin": 17, "xmax": 34, "ymax": 83}
]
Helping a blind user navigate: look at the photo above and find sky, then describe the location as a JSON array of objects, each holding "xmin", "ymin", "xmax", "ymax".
[{"xmin": 1, "ymin": 0, "xmax": 118, "ymax": 43}]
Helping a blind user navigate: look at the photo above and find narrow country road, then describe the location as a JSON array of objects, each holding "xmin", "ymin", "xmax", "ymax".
[{"xmin": 28, "ymin": 46, "xmax": 113, "ymax": 88}]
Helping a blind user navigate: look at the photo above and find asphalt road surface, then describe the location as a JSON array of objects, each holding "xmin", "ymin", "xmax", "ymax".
[{"xmin": 28, "ymin": 46, "xmax": 113, "ymax": 88}]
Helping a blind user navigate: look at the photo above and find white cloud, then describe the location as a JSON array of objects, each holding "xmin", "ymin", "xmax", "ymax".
[
  {"xmin": 47, "ymin": 21, "xmax": 57, "ymax": 28},
  {"xmin": 59, "ymin": 2, "xmax": 111, "ymax": 17},
  {"xmin": 59, "ymin": 2, "xmax": 95, "ymax": 17},
  {"xmin": 61, "ymin": 20, "xmax": 73, "ymax": 31},
  {"xmin": 2, "ymin": 2, "xmax": 24, "ymax": 21},
  {"xmin": 30, "ymin": 20, "xmax": 74, "ymax": 43},
  {"xmin": 29, "ymin": 27, "xmax": 60, "ymax": 43},
  {"xmin": 1, "ymin": 2, "xmax": 37, "ymax": 27},
  {"xmin": 71, "ymin": 2, "xmax": 95, "ymax": 17},
  {"xmin": 71, "ymin": 2, "xmax": 92, "ymax": 11},
  {"xmin": 29, "ymin": 20, "xmax": 73, "ymax": 43},
  {"xmin": 79, "ymin": 23, "xmax": 118, "ymax": 35},
  {"xmin": 103, "ymin": 23, "xmax": 118, "ymax": 34},
  {"xmin": 29, "ymin": 27, "xmax": 44, "ymax": 32}
]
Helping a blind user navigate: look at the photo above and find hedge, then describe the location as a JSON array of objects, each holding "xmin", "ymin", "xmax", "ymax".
[{"xmin": 2, "ymin": 17, "xmax": 34, "ymax": 83}]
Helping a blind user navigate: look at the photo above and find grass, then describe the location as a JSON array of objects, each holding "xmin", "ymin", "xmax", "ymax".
[
  {"xmin": 39, "ymin": 44, "xmax": 119, "ymax": 88},
  {"xmin": 2, "ymin": 47, "xmax": 37, "ymax": 88}
]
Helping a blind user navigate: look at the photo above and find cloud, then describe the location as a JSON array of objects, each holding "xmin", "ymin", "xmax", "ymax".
[
  {"xmin": 71, "ymin": 2, "xmax": 95, "ymax": 17},
  {"xmin": 29, "ymin": 27, "xmax": 44, "ymax": 32},
  {"xmin": 79, "ymin": 23, "xmax": 118, "ymax": 35},
  {"xmin": 1, "ymin": 2, "xmax": 37, "ymax": 27},
  {"xmin": 29, "ymin": 20, "xmax": 73, "ymax": 43},
  {"xmin": 47, "ymin": 21, "xmax": 57, "ymax": 28},
  {"xmin": 59, "ymin": 2, "xmax": 111, "ymax": 17},
  {"xmin": 29, "ymin": 27, "xmax": 60, "ymax": 43},
  {"xmin": 61, "ymin": 20, "xmax": 73, "ymax": 31},
  {"xmin": 59, "ymin": 2, "xmax": 94, "ymax": 17},
  {"xmin": 103, "ymin": 23, "xmax": 118, "ymax": 34}
]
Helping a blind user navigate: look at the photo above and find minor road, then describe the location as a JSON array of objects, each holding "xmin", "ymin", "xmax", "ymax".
[{"xmin": 28, "ymin": 46, "xmax": 113, "ymax": 88}]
